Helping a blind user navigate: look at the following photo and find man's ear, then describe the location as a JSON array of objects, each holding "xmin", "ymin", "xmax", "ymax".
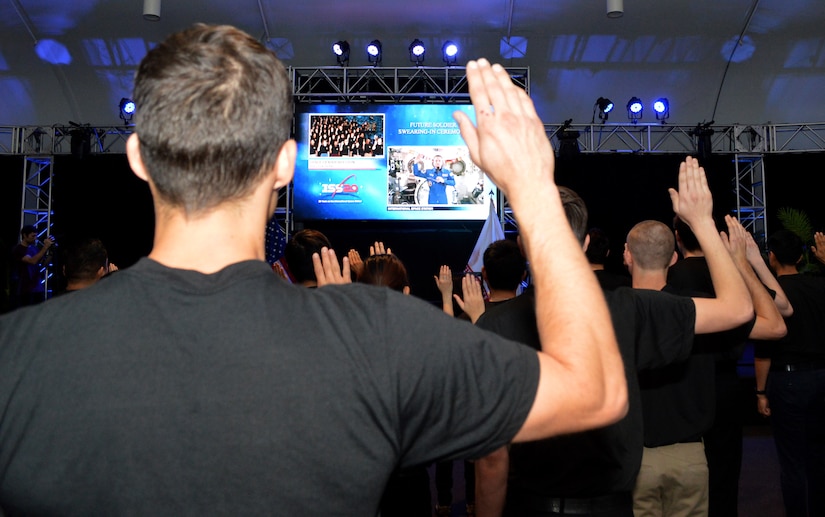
[
  {"xmin": 96, "ymin": 266, "xmax": 107, "ymax": 279},
  {"xmin": 126, "ymin": 133, "xmax": 150, "ymax": 183},
  {"xmin": 272, "ymin": 139, "xmax": 296, "ymax": 190},
  {"xmin": 669, "ymin": 250, "xmax": 678, "ymax": 267},
  {"xmin": 582, "ymin": 234, "xmax": 591, "ymax": 253}
]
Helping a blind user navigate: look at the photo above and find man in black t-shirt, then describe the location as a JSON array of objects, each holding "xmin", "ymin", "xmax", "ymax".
[
  {"xmin": 0, "ymin": 25, "xmax": 628, "ymax": 515},
  {"xmin": 755, "ymin": 229, "xmax": 825, "ymax": 517},
  {"xmin": 669, "ymin": 215, "xmax": 789, "ymax": 517},
  {"xmin": 474, "ymin": 171, "xmax": 754, "ymax": 517}
]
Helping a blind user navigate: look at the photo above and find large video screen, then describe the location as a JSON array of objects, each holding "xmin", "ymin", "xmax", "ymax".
[{"xmin": 293, "ymin": 104, "xmax": 496, "ymax": 221}]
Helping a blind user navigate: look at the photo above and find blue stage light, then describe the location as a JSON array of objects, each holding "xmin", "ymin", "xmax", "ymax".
[
  {"xmin": 442, "ymin": 41, "xmax": 458, "ymax": 64},
  {"xmin": 627, "ymin": 97, "xmax": 643, "ymax": 122},
  {"xmin": 595, "ymin": 97, "xmax": 614, "ymax": 123},
  {"xmin": 119, "ymin": 98, "xmax": 136, "ymax": 122},
  {"xmin": 366, "ymin": 40, "xmax": 382, "ymax": 65},
  {"xmin": 653, "ymin": 98, "xmax": 670, "ymax": 121},
  {"xmin": 409, "ymin": 39, "xmax": 426, "ymax": 65},
  {"xmin": 332, "ymin": 41, "xmax": 350, "ymax": 66}
]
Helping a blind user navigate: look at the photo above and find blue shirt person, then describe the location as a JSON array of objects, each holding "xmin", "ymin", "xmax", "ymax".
[{"xmin": 413, "ymin": 154, "xmax": 455, "ymax": 204}]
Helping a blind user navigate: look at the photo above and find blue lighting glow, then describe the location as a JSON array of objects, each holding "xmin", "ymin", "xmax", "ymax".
[
  {"xmin": 35, "ymin": 39, "xmax": 72, "ymax": 65},
  {"xmin": 411, "ymin": 40, "xmax": 426, "ymax": 57},
  {"xmin": 367, "ymin": 41, "xmax": 381, "ymax": 57},
  {"xmin": 629, "ymin": 99, "xmax": 643, "ymax": 114},
  {"xmin": 443, "ymin": 42, "xmax": 458, "ymax": 58},
  {"xmin": 653, "ymin": 99, "xmax": 668, "ymax": 113}
]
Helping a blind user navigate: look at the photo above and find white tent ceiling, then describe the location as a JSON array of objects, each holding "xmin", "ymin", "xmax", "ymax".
[{"xmin": 1, "ymin": 0, "xmax": 824, "ymax": 127}]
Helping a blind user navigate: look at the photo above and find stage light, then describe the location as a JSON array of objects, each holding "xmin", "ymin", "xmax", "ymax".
[
  {"xmin": 442, "ymin": 41, "xmax": 458, "ymax": 65},
  {"xmin": 409, "ymin": 39, "xmax": 426, "ymax": 65},
  {"xmin": 627, "ymin": 97, "xmax": 643, "ymax": 123},
  {"xmin": 366, "ymin": 40, "xmax": 382, "ymax": 65},
  {"xmin": 332, "ymin": 40, "xmax": 350, "ymax": 66},
  {"xmin": 653, "ymin": 98, "xmax": 670, "ymax": 121},
  {"xmin": 594, "ymin": 97, "xmax": 614, "ymax": 123},
  {"xmin": 119, "ymin": 98, "xmax": 136, "ymax": 122}
]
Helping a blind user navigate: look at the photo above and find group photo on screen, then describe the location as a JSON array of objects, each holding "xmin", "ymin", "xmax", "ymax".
[
  {"xmin": 387, "ymin": 146, "xmax": 486, "ymax": 207},
  {"xmin": 308, "ymin": 113, "xmax": 385, "ymax": 158}
]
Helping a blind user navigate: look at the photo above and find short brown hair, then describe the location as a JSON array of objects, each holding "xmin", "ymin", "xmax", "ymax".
[
  {"xmin": 627, "ymin": 220, "xmax": 675, "ymax": 270},
  {"xmin": 133, "ymin": 24, "xmax": 292, "ymax": 213}
]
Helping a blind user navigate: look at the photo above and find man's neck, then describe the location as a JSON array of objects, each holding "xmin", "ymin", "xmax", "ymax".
[
  {"xmin": 631, "ymin": 269, "xmax": 668, "ymax": 291},
  {"xmin": 774, "ymin": 264, "xmax": 799, "ymax": 277},
  {"xmin": 487, "ymin": 288, "xmax": 517, "ymax": 303},
  {"xmin": 682, "ymin": 248, "xmax": 704, "ymax": 258},
  {"xmin": 149, "ymin": 202, "xmax": 270, "ymax": 274}
]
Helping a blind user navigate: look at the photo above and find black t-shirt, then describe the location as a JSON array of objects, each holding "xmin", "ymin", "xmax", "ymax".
[
  {"xmin": 0, "ymin": 258, "xmax": 539, "ymax": 515},
  {"xmin": 476, "ymin": 286, "xmax": 695, "ymax": 497},
  {"xmin": 754, "ymin": 273, "xmax": 825, "ymax": 364}
]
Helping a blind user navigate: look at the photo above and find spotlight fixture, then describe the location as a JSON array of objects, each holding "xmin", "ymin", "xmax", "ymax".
[
  {"xmin": 627, "ymin": 97, "xmax": 643, "ymax": 123},
  {"xmin": 594, "ymin": 97, "xmax": 614, "ymax": 123},
  {"xmin": 653, "ymin": 98, "xmax": 670, "ymax": 121},
  {"xmin": 119, "ymin": 98, "xmax": 136, "ymax": 122},
  {"xmin": 366, "ymin": 40, "xmax": 382, "ymax": 65},
  {"xmin": 409, "ymin": 39, "xmax": 426, "ymax": 65},
  {"xmin": 442, "ymin": 41, "xmax": 458, "ymax": 65},
  {"xmin": 332, "ymin": 40, "xmax": 350, "ymax": 66}
]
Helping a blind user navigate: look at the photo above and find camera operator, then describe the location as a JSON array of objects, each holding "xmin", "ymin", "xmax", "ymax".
[{"xmin": 11, "ymin": 225, "xmax": 54, "ymax": 308}]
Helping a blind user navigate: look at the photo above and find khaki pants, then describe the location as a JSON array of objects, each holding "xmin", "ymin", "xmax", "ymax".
[{"xmin": 632, "ymin": 442, "xmax": 709, "ymax": 517}]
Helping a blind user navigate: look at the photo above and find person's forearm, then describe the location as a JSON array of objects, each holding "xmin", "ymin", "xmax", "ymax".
[
  {"xmin": 440, "ymin": 291, "xmax": 454, "ymax": 317},
  {"xmin": 475, "ymin": 447, "xmax": 509, "ymax": 517},
  {"xmin": 736, "ymin": 258, "xmax": 786, "ymax": 340},
  {"xmin": 749, "ymin": 257, "xmax": 793, "ymax": 317},
  {"xmin": 22, "ymin": 246, "xmax": 48, "ymax": 265},
  {"xmin": 755, "ymin": 357, "xmax": 771, "ymax": 392}
]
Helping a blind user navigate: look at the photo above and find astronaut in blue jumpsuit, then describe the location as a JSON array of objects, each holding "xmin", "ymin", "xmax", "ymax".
[{"xmin": 413, "ymin": 154, "xmax": 455, "ymax": 205}]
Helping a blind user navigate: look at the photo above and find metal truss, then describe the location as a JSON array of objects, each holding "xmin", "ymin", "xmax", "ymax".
[
  {"xmin": 290, "ymin": 66, "xmax": 530, "ymax": 103},
  {"xmin": 769, "ymin": 123, "xmax": 825, "ymax": 153},
  {"xmin": 20, "ymin": 155, "xmax": 56, "ymax": 298},
  {"xmin": 0, "ymin": 125, "xmax": 133, "ymax": 155},
  {"xmin": 544, "ymin": 122, "xmax": 777, "ymax": 155},
  {"xmin": 733, "ymin": 154, "xmax": 768, "ymax": 245}
]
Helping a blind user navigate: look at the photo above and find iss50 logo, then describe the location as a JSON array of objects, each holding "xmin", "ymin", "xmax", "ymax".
[{"xmin": 320, "ymin": 174, "xmax": 359, "ymax": 198}]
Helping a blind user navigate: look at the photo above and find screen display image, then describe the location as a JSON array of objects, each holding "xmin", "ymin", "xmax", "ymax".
[{"xmin": 293, "ymin": 104, "xmax": 496, "ymax": 221}]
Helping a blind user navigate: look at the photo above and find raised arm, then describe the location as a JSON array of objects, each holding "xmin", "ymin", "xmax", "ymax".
[
  {"xmin": 434, "ymin": 265, "xmax": 455, "ymax": 316},
  {"xmin": 744, "ymin": 230, "xmax": 793, "ymax": 317},
  {"xmin": 20, "ymin": 237, "xmax": 53, "ymax": 265},
  {"xmin": 455, "ymin": 273, "xmax": 486, "ymax": 323},
  {"xmin": 670, "ymin": 158, "xmax": 753, "ymax": 334},
  {"xmin": 722, "ymin": 215, "xmax": 786, "ymax": 340},
  {"xmin": 454, "ymin": 59, "xmax": 626, "ymax": 440}
]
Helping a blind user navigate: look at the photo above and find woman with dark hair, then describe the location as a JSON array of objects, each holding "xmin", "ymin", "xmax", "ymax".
[{"xmin": 357, "ymin": 254, "xmax": 410, "ymax": 295}]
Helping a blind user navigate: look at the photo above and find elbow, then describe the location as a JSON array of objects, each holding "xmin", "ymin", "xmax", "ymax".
[
  {"xmin": 735, "ymin": 299, "xmax": 755, "ymax": 327},
  {"xmin": 603, "ymin": 376, "xmax": 629, "ymax": 426}
]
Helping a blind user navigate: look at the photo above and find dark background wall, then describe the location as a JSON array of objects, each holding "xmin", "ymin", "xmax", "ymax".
[{"xmin": 2, "ymin": 151, "xmax": 824, "ymax": 305}]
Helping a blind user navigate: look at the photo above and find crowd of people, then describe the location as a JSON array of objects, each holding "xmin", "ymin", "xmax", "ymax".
[
  {"xmin": 1, "ymin": 22, "xmax": 824, "ymax": 517},
  {"xmin": 308, "ymin": 114, "xmax": 384, "ymax": 157}
]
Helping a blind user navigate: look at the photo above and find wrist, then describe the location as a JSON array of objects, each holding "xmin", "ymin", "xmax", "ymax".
[{"xmin": 755, "ymin": 389, "xmax": 767, "ymax": 396}]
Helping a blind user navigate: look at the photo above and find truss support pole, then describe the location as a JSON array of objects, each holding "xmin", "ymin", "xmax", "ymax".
[
  {"xmin": 20, "ymin": 155, "xmax": 55, "ymax": 299},
  {"xmin": 733, "ymin": 153, "xmax": 767, "ymax": 247}
]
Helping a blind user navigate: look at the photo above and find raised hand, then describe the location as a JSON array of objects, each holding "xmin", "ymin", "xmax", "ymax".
[
  {"xmin": 812, "ymin": 231, "xmax": 825, "ymax": 265},
  {"xmin": 452, "ymin": 59, "xmax": 554, "ymax": 206},
  {"xmin": 369, "ymin": 241, "xmax": 391, "ymax": 256},
  {"xmin": 669, "ymin": 156, "xmax": 713, "ymax": 229},
  {"xmin": 455, "ymin": 273, "xmax": 486, "ymax": 324},
  {"xmin": 312, "ymin": 247, "xmax": 351, "ymax": 287},
  {"xmin": 434, "ymin": 265, "xmax": 454, "ymax": 296}
]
